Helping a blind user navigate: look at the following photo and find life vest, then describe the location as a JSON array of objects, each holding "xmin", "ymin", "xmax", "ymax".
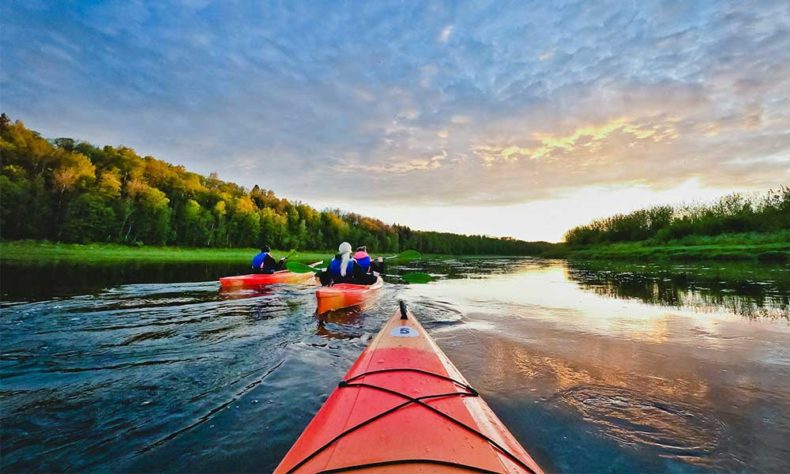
[
  {"xmin": 328, "ymin": 256, "xmax": 355, "ymax": 277},
  {"xmin": 354, "ymin": 251, "xmax": 371, "ymax": 271},
  {"xmin": 251, "ymin": 252, "xmax": 268, "ymax": 270}
]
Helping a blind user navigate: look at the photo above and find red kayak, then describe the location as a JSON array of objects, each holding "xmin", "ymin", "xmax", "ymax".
[
  {"xmin": 219, "ymin": 271, "xmax": 314, "ymax": 289},
  {"xmin": 275, "ymin": 302, "xmax": 544, "ymax": 473},
  {"xmin": 315, "ymin": 276, "xmax": 383, "ymax": 314}
]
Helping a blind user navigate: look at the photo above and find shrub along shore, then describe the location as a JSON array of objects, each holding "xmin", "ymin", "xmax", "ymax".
[{"xmin": 562, "ymin": 231, "xmax": 790, "ymax": 263}]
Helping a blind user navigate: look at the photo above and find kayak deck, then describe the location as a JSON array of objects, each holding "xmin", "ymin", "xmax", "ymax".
[
  {"xmin": 315, "ymin": 276, "xmax": 383, "ymax": 314},
  {"xmin": 219, "ymin": 271, "xmax": 314, "ymax": 289},
  {"xmin": 275, "ymin": 303, "xmax": 543, "ymax": 473}
]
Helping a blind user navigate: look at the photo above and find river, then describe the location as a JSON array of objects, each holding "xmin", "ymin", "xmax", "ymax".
[{"xmin": 1, "ymin": 258, "xmax": 788, "ymax": 472}]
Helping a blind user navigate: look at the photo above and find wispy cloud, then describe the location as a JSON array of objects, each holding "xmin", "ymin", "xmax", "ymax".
[
  {"xmin": 439, "ymin": 25, "xmax": 454, "ymax": 43},
  {"xmin": 474, "ymin": 117, "xmax": 680, "ymax": 165}
]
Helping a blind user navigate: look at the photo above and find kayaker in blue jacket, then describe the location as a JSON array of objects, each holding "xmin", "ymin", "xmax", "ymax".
[
  {"xmin": 251, "ymin": 245, "xmax": 285, "ymax": 274},
  {"xmin": 319, "ymin": 242, "xmax": 355, "ymax": 286}
]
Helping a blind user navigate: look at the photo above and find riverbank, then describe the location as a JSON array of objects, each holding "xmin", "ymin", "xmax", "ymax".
[
  {"xmin": 2, "ymin": 233, "xmax": 788, "ymax": 265},
  {"xmin": 563, "ymin": 231, "xmax": 790, "ymax": 263},
  {"xmin": 0, "ymin": 241, "xmax": 329, "ymax": 264}
]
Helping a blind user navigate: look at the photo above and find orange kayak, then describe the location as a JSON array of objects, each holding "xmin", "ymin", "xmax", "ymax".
[
  {"xmin": 315, "ymin": 276, "xmax": 383, "ymax": 314},
  {"xmin": 275, "ymin": 302, "xmax": 544, "ymax": 473},
  {"xmin": 219, "ymin": 271, "xmax": 314, "ymax": 289}
]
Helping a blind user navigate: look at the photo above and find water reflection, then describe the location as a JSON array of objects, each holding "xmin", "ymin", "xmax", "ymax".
[
  {"xmin": 218, "ymin": 286, "xmax": 275, "ymax": 300},
  {"xmin": 565, "ymin": 261, "xmax": 790, "ymax": 320},
  {"xmin": 0, "ymin": 261, "xmax": 242, "ymax": 301},
  {"xmin": 400, "ymin": 258, "xmax": 789, "ymax": 321}
]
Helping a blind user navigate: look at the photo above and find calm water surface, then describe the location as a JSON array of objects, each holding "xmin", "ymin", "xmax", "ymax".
[{"xmin": 1, "ymin": 258, "xmax": 788, "ymax": 472}]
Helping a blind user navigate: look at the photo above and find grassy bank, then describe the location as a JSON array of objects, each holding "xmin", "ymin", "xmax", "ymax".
[
  {"xmin": 0, "ymin": 240, "xmax": 554, "ymax": 265},
  {"xmin": 2, "ymin": 233, "xmax": 787, "ymax": 265},
  {"xmin": 0, "ymin": 241, "xmax": 329, "ymax": 264},
  {"xmin": 564, "ymin": 231, "xmax": 790, "ymax": 263}
]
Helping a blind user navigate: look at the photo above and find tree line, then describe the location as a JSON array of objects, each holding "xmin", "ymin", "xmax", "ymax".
[
  {"xmin": 0, "ymin": 114, "xmax": 553, "ymax": 255},
  {"xmin": 564, "ymin": 187, "xmax": 790, "ymax": 246}
]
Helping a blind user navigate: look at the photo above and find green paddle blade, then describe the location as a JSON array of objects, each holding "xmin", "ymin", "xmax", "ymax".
[
  {"xmin": 385, "ymin": 250, "xmax": 422, "ymax": 261},
  {"xmin": 286, "ymin": 261, "xmax": 320, "ymax": 274},
  {"xmin": 401, "ymin": 272, "xmax": 432, "ymax": 284}
]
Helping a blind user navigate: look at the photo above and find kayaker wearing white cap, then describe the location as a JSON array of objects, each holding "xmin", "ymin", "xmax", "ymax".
[
  {"xmin": 336, "ymin": 242, "xmax": 353, "ymax": 277},
  {"xmin": 319, "ymin": 242, "xmax": 356, "ymax": 286}
]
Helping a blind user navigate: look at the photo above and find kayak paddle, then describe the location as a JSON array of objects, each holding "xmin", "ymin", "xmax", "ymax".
[
  {"xmin": 384, "ymin": 250, "xmax": 422, "ymax": 261},
  {"xmin": 286, "ymin": 261, "xmax": 324, "ymax": 274},
  {"xmin": 287, "ymin": 261, "xmax": 431, "ymax": 283}
]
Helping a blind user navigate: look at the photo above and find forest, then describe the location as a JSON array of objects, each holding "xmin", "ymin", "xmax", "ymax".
[
  {"xmin": 564, "ymin": 187, "xmax": 790, "ymax": 246},
  {"xmin": 0, "ymin": 114, "xmax": 553, "ymax": 256}
]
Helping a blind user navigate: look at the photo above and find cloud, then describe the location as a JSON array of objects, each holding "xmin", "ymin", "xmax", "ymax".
[
  {"xmin": 473, "ymin": 116, "xmax": 680, "ymax": 165},
  {"xmin": 439, "ymin": 25, "xmax": 454, "ymax": 43},
  {"xmin": 2, "ymin": 0, "xmax": 788, "ymax": 216}
]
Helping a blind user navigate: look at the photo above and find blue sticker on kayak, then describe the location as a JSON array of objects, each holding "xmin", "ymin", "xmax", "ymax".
[{"xmin": 390, "ymin": 326, "xmax": 418, "ymax": 338}]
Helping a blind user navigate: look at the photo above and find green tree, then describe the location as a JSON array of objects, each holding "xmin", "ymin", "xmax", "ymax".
[{"xmin": 61, "ymin": 192, "xmax": 117, "ymax": 243}]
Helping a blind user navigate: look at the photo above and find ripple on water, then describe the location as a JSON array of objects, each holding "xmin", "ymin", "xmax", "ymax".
[
  {"xmin": 410, "ymin": 299, "xmax": 464, "ymax": 327},
  {"xmin": 558, "ymin": 384, "xmax": 725, "ymax": 467}
]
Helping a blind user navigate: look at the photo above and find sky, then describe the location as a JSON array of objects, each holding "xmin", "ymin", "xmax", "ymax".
[{"xmin": 2, "ymin": 0, "xmax": 789, "ymax": 242}]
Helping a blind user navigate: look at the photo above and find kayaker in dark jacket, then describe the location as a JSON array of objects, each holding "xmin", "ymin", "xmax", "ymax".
[{"xmin": 251, "ymin": 245, "xmax": 285, "ymax": 274}]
